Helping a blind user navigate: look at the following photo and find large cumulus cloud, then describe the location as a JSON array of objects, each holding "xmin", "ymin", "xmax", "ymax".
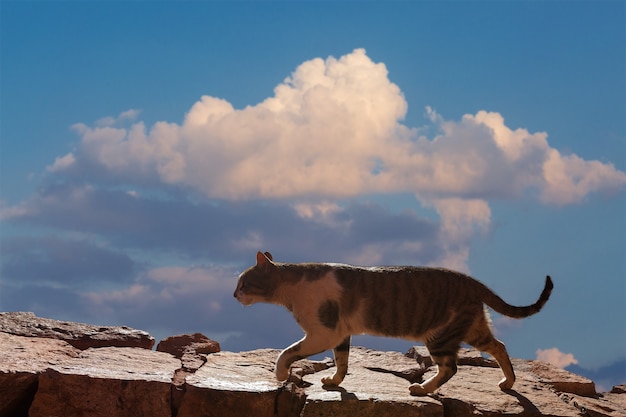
[{"xmin": 50, "ymin": 49, "xmax": 625, "ymax": 204}]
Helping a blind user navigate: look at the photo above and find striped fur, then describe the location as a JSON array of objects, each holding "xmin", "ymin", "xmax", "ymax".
[{"xmin": 234, "ymin": 251, "xmax": 553, "ymax": 395}]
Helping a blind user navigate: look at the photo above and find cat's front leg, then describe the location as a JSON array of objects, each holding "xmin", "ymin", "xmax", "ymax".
[
  {"xmin": 276, "ymin": 340, "xmax": 304, "ymax": 381},
  {"xmin": 275, "ymin": 335, "xmax": 336, "ymax": 382}
]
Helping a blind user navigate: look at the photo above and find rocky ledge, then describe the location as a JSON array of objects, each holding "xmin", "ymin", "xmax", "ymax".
[{"xmin": 1, "ymin": 312, "xmax": 624, "ymax": 417}]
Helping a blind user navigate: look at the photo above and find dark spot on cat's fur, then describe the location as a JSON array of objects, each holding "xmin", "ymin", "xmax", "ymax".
[
  {"xmin": 335, "ymin": 336, "xmax": 351, "ymax": 352},
  {"xmin": 318, "ymin": 300, "xmax": 339, "ymax": 329}
]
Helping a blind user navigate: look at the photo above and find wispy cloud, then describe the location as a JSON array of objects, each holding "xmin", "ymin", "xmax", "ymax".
[
  {"xmin": 47, "ymin": 153, "xmax": 76, "ymax": 173},
  {"xmin": 95, "ymin": 109, "xmax": 142, "ymax": 128},
  {"xmin": 0, "ymin": 235, "xmax": 137, "ymax": 287},
  {"xmin": 1, "ymin": 184, "xmax": 443, "ymax": 266},
  {"xmin": 82, "ymin": 265, "xmax": 235, "ymax": 315}
]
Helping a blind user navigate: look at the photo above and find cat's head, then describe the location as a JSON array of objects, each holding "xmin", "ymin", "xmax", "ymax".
[{"xmin": 234, "ymin": 251, "xmax": 278, "ymax": 306}]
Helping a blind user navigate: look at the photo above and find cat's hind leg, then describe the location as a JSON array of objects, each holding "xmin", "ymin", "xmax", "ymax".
[
  {"xmin": 465, "ymin": 313, "xmax": 515, "ymax": 390},
  {"xmin": 410, "ymin": 316, "xmax": 473, "ymax": 396},
  {"xmin": 321, "ymin": 336, "xmax": 351, "ymax": 386},
  {"xmin": 409, "ymin": 353, "xmax": 458, "ymax": 396},
  {"xmin": 471, "ymin": 336, "xmax": 515, "ymax": 390}
]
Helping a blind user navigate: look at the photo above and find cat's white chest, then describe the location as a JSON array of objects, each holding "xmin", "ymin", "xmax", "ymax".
[{"xmin": 283, "ymin": 271, "xmax": 344, "ymax": 330}]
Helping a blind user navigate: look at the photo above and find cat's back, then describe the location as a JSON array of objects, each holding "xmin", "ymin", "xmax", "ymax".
[
  {"xmin": 333, "ymin": 264, "xmax": 473, "ymax": 295},
  {"xmin": 284, "ymin": 262, "xmax": 482, "ymax": 311},
  {"xmin": 329, "ymin": 264, "xmax": 483, "ymax": 337}
]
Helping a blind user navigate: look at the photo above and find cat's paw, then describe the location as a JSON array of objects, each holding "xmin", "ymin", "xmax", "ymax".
[
  {"xmin": 321, "ymin": 374, "xmax": 342, "ymax": 386},
  {"xmin": 498, "ymin": 377, "xmax": 514, "ymax": 391},
  {"xmin": 409, "ymin": 383, "xmax": 429, "ymax": 396},
  {"xmin": 275, "ymin": 366, "xmax": 290, "ymax": 382}
]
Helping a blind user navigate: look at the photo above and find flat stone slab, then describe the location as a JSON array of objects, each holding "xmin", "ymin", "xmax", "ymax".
[
  {"xmin": 0, "ymin": 311, "xmax": 154, "ymax": 349},
  {"xmin": 434, "ymin": 364, "xmax": 582, "ymax": 417},
  {"xmin": 179, "ymin": 349, "xmax": 285, "ymax": 417},
  {"xmin": 302, "ymin": 348, "xmax": 441, "ymax": 417}
]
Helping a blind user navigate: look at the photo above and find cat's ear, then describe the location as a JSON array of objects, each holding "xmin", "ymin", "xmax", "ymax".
[
  {"xmin": 264, "ymin": 252, "xmax": 273, "ymax": 261},
  {"xmin": 256, "ymin": 251, "xmax": 274, "ymax": 268}
]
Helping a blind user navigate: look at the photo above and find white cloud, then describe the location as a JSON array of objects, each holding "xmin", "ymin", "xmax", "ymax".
[
  {"xmin": 0, "ymin": 200, "xmax": 34, "ymax": 221},
  {"xmin": 536, "ymin": 347, "xmax": 579, "ymax": 368},
  {"xmin": 429, "ymin": 198, "xmax": 491, "ymax": 272},
  {"xmin": 83, "ymin": 265, "xmax": 235, "ymax": 315},
  {"xmin": 5, "ymin": 49, "xmax": 620, "ymax": 277},
  {"xmin": 47, "ymin": 153, "xmax": 76, "ymax": 172},
  {"xmin": 118, "ymin": 109, "xmax": 141, "ymax": 122},
  {"xmin": 96, "ymin": 109, "xmax": 142, "ymax": 127},
  {"xmin": 54, "ymin": 49, "xmax": 624, "ymax": 207},
  {"xmin": 492, "ymin": 316, "xmax": 523, "ymax": 335},
  {"xmin": 231, "ymin": 231, "xmax": 265, "ymax": 252},
  {"xmin": 293, "ymin": 201, "xmax": 346, "ymax": 229},
  {"xmin": 541, "ymin": 149, "xmax": 626, "ymax": 205},
  {"xmin": 346, "ymin": 240, "xmax": 426, "ymax": 267}
]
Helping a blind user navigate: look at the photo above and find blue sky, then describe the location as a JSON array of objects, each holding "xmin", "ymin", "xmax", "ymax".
[{"xmin": 1, "ymin": 1, "xmax": 624, "ymax": 390}]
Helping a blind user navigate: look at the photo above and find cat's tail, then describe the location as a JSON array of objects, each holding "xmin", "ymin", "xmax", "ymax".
[{"xmin": 482, "ymin": 276, "xmax": 553, "ymax": 319}]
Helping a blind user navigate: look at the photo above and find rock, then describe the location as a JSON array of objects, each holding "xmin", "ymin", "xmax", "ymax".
[
  {"xmin": 434, "ymin": 364, "xmax": 582, "ymax": 417},
  {"xmin": 28, "ymin": 346, "xmax": 180, "ymax": 417},
  {"xmin": 456, "ymin": 347, "xmax": 499, "ymax": 367},
  {"xmin": 1, "ymin": 313, "xmax": 625, "ymax": 417},
  {"xmin": 559, "ymin": 392, "xmax": 626, "ymax": 417},
  {"xmin": 156, "ymin": 332, "xmax": 221, "ymax": 359},
  {"xmin": 156, "ymin": 333, "xmax": 222, "ymax": 412},
  {"xmin": 406, "ymin": 345, "xmax": 434, "ymax": 368},
  {"xmin": 177, "ymin": 349, "xmax": 284, "ymax": 417},
  {"xmin": 0, "ymin": 312, "xmax": 154, "ymax": 350},
  {"xmin": 524, "ymin": 359, "xmax": 597, "ymax": 397},
  {"xmin": 605, "ymin": 391, "xmax": 626, "ymax": 412},
  {"xmin": 301, "ymin": 347, "xmax": 441, "ymax": 417},
  {"xmin": 406, "ymin": 345, "xmax": 498, "ymax": 368},
  {"xmin": 156, "ymin": 332, "xmax": 220, "ymax": 378},
  {"xmin": 0, "ymin": 332, "xmax": 80, "ymax": 417}
]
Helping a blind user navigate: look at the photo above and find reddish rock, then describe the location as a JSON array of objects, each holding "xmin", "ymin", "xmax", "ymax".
[
  {"xmin": 178, "ymin": 349, "xmax": 283, "ymax": 417},
  {"xmin": 435, "ymin": 364, "xmax": 582, "ymax": 417},
  {"xmin": 156, "ymin": 332, "xmax": 221, "ymax": 359},
  {"xmin": 0, "ymin": 312, "xmax": 154, "ymax": 350},
  {"xmin": 1, "ymin": 313, "xmax": 625, "ymax": 417},
  {"xmin": 0, "ymin": 332, "xmax": 80, "ymax": 417},
  {"xmin": 525, "ymin": 358, "xmax": 597, "ymax": 397},
  {"xmin": 301, "ymin": 348, "xmax": 441, "ymax": 417},
  {"xmin": 559, "ymin": 392, "xmax": 626, "ymax": 417},
  {"xmin": 156, "ymin": 332, "xmax": 221, "ymax": 405},
  {"xmin": 406, "ymin": 345, "xmax": 498, "ymax": 368},
  {"xmin": 612, "ymin": 385, "xmax": 626, "ymax": 394},
  {"xmin": 28, "ymin": 347, "xmax": 180, "ymax": 417}
]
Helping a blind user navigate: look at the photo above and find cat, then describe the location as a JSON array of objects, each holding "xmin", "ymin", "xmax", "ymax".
[{"xmin": 233, "ymin": 251, "xmax": 553, "ymax": 396}]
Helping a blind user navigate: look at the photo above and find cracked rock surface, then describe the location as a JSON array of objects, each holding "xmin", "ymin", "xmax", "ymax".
[{"xmin": 1, "ymin": 313, "xmax": 624, "ymax": 417}]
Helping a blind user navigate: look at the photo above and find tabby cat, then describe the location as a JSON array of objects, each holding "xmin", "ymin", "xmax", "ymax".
[{"xmin": 233, "ymin": 251, "xmax": 553, "ymax": 396}]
